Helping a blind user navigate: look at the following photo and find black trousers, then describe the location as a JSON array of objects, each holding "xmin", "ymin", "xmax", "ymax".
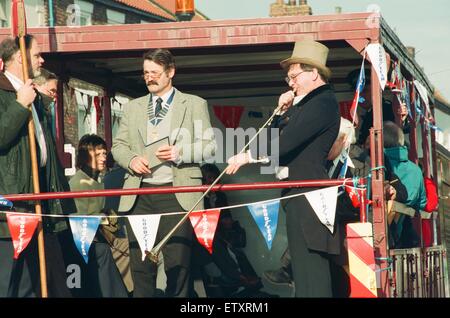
[
  {"xmin": 0, "ymin": 230, "xmax": 76, "ymax": 298},
  {"xmin": 284, "ymin": 196, "xmax": 333, "ymax": 297},
  {"xmin": 126, "ymin": 183, "xmax": 193, "ymax": 298},
  {"xmin": 57, "ymin": 229, "xmax": 128, "ymax": 298},
  {"xmin": 0, "ymin": 236, "xmax": 40, "ymax": 297}
]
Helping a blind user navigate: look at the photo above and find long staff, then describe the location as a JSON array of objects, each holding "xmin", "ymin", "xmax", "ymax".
[{"xmin": 13, "ymin": 0, "xmax": 48, "ymax": 297}]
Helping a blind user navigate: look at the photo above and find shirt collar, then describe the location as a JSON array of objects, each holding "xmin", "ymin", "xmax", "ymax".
[
  {"xmin": 4, "ymin": 71, "xmax": 24, "ymax": 91},
  {"xmin": 152, "ymin": 87, "xmax": 175, "ymax": 105}
]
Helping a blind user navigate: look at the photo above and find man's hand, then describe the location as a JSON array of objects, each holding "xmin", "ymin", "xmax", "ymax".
[
  {"xmin": 225, "ymin": 152, "xmax": 249, "ymax": 175},
  {"xmin": 130, "ymin": 156, "xmax": 151, "ymax": 175},
  {"xmin": 17, "ymin": 80, "xmax": 36, "ymax": 108},
  {"xmin": 156, "ymin": 145, "xmax": 180, "ymax": 162},
  {"xmin": 278, "ymin": 90, "xmax": 295, "ymax": 113}
]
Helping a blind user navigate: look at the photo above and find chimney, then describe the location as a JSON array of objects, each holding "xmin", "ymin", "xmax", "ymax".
[
  {"xmin": 406, "ymin": 46, "xmax": 416, "ymax": 58},
  {"xmin": 270, "ymin": 0, "xmax": 312, "ymax": 17},
  {"xmin": 175, "ymin": 0, "xmax": 195, "ymax": 21}
]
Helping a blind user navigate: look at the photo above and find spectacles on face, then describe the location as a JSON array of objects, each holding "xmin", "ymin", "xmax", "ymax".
[
  {"xmin": 284, "ymin": 70, "xmax": 311, "ymax": 84},
  {"xmin": 142, "ymin": 70, "xmax": 164, "ymax": 80}
]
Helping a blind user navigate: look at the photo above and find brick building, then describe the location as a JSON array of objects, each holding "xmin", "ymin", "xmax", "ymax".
[{"xmin": 1, "ymin": 1, "xmax": 207, "ymax": 174}]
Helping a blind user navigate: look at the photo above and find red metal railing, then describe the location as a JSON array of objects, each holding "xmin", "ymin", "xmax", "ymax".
[{"xmin": 2, "ymin": 179, "xmax": 358, "ymax": 202}]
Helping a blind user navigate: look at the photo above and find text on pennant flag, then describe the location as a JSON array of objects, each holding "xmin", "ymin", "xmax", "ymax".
[
  {"xmin": 6, "ymin": 213, "xmax": 40, "ymax": 259},
  {"xmin": 304, "ymin": 186, "xmax": 338, "ymax": 233},
  {"xmin": 128, "ymin": 215, "xmax": 161, "ymax": 261},
  {"xmin": 189, "ymin": 209, "xmax": 221, "ymax": 254},
  {"xmin": 247, "ymin": 201, "xmax": 279, "ymax": 250},
  {"xmin": 69, "ymin": 216, "xmax": 101, "ymax": 264},
  {"xmin": 366, "ymin": 43, "xmax": 387, "ymax": 90}
]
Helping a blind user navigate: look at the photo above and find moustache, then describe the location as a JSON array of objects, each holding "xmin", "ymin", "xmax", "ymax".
[{"xmin": 147, "ymin": 80, "xmax": 158, "ymax": 86}]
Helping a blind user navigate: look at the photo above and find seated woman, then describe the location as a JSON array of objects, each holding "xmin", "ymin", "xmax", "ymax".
[{"xmin": 69, "ymin": 134, "xmax": 128, "ymax": 297}]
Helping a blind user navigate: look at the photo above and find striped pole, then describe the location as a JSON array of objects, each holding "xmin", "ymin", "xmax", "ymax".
[{"xmin": 346, "ymin": 222, "xmax": 378, "ymax": 297}]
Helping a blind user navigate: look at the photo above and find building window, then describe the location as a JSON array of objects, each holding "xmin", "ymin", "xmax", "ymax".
[
  {"xmin": 35, "ymin": 0, "xmax": 46, "ymax": 27},
  {"xmin": 0, "ymin": 0, "xmax": 8, "ymax": 27},
  {"xmin": 75, "ymin": 89, "xmax": 98, "ymax": 137},
  {"xmin": 107, "ymin": 9, "xmax": 125, "ymax": 25},
  {"xmin": 74, "ymin": 0, "xmax": 93, "ymax": 26}
]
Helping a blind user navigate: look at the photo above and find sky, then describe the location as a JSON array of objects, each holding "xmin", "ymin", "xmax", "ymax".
[{"xmin": 195, "ymin": 0, "xmax": 450, "ymax": 101}]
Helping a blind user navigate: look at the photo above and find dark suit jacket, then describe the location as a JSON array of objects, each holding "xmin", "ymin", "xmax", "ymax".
[{"xmin": 276, "ymin": 84, "xmax": 341, "ymax": 254}]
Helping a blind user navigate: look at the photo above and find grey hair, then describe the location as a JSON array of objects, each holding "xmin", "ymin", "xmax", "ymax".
[{"xmin": 383, "ymin": 121, "xmax": 404, "ymax": 148}]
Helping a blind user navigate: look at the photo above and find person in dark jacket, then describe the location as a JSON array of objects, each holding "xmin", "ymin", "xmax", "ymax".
[
  {"xmin": 0, "ymin": 35, "xmax": 77, "ymax": 297},
  {"xmin": 226, "ymin": 40, "xmax": 341, "ymax": 297}
]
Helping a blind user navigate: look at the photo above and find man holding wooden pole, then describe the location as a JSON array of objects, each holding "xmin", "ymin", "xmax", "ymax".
[{"xmin": 0, "ymin": 3, "xmax": 77, "ymax": 297}]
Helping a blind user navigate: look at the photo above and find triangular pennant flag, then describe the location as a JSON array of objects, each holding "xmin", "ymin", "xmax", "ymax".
[
  {"xmin": 414, "ymin": 80, "xmax": 431, "ymax": 115},
  {"xmin": 366, "ymin": 43, "xmax": 388, "ymax": 90},
  {"xmin": 69, "ymin": 216, "xmax": 100, "ymax": 263},
  {"xmin": 93, "ymin": 96, "xmax": 102, "ymax": 124},
  {"xmin": 247, "ymin": 201, "xmax": 279, "ymax": 250},
  {"xmin": 11, "ymin": 0, "xmax": 27, "ymax": 37},
  {"xmin": 213, "ymin": 105, "xmax": 244, "ymax": 128},
  {"xmin": 189, "ymin": 209, "xmax": 221, "ymax": 254},
  {"xmin": 6, "ymin": 213, "xmax": 39, "ymax": 259},
  {"xmin": 304, "ymin": 186, "xmax": 338, "ymax": 233},
  {"xmin": 128, "ymin": 215, "xmax": 160, "ymax": 261},
  {"xmin": 0, "ymin": 195, "xmax": 13, "ymax": 209}
]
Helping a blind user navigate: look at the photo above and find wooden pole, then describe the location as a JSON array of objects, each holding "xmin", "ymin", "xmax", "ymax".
[{"xmin": 16, "ymin": 0, "xmax": 48, "ymax": 297}]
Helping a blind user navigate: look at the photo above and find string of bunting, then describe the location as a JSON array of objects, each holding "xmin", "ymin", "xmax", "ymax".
[{"xmin": 0, "ymin": 181, "xmax": 364, "ymax": 263}]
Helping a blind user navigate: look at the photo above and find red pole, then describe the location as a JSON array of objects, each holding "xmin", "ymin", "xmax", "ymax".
[
  {"xmin": 2, "ymin": 179, "xmax": 354, "ymax": 202},
  {"xmin": 369, "ymin": 52, "xmax": 389, "ymax": 297},
  {"xmin": 359, "ymin": 178, "xmax": 367, "ymax": 223},
  {"xmin": 408, "ymin": 81, "xmax": 419, "ymax": 164}
]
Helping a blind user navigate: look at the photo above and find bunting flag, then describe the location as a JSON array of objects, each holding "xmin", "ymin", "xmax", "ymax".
[
  {"xmin": 6, "ymin": 213, "xmax": 39, "ymax": 259},
  {"xmin": 414, "ymin": 80, "xmax": 431, "ymax": 115},
  {"xmin": 304, "ymin": 186, "xmax": 338, "ymax": 233},
  {"xmin": 128, "ymin": 215, "xmax": 160, "ymax": 261},
  {"xmin": 69, "ymin": 216, "xmax": 100, "ymax": 264},
  {"xmin": 366, "ymin": 43, "xmax": 388, "ymax": 90},
  {"xmin": 189, "ymin": 209, "xmax": 221, "ymax": 254},
  {"xmin": 94, "ymin": 96, "xmax": 102, "ymax": 124},
  {"xmin": 402, "ymin": 80, "xmax": 413, "ymax": 120},
  {"xmin": 11, "ymin": 0, "xmax": 27, "ymax": 37},
  {"xmin": 349, "ymin": 58, "xmax": 366, "ymax": 126},
  {"xmin": 247, "ymin": 201, "xmax": 279, "ymax": 250},
  {"xmin": 429, "ymin": 123, "xmax": 443, "ymax": 132},
  {"xmin": 213, "ymin": 105, "xmax": 244, "ymax": 128},
  {"xmin": 0, "ymin": 195, "xmax": 13, "ymax": 209},
  {"xmin": 389, "ymin": 60, "xmax": 403, "ymax": 93}
]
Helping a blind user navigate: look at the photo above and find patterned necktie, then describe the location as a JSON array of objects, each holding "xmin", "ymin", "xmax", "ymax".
[{"xmin": 155, "ymin": 97, "xmax": 163, "ymax": 117}]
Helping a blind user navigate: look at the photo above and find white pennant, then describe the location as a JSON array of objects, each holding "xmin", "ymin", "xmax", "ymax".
[
  {"xmin": 304, "ymin": 186, "xmax": 338, "ymax": 233},
  {"xmin": 414, "ymin": 80, "xmax": 431, "ymax": 114},
  {"xmin": 366, "ymin": 43, "xmax": 388, "ymax": 90},
  {"xmin": 128, "ymin": 215, "xmax": 161, "ymax": 261}
]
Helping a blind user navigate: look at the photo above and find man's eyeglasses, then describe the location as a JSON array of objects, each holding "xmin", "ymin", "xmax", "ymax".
[
  {"xmin": 284, "ymin": 70, "xmax": 311, "ymax": 84},
  {"xmin": 142, "ymin": 70, "xmax": 164, "ymax": 79}
]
